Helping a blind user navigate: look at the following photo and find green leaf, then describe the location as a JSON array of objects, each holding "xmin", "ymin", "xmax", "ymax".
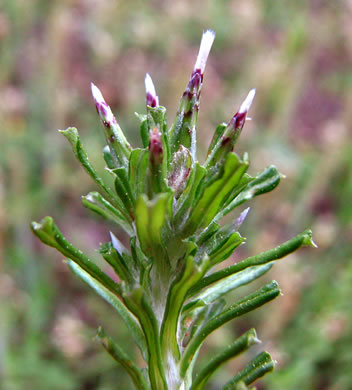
[
  {"xmin": 216, "ymin": 165, "xmax": 281, "ymax": 221},
  {"xmin": 190, "ymin": 329, "xmax": 260, "ymax": 390},
  {"xmin": 135, "ymin": 112, "xmax": 149, "ymax": 148},
  {"xmin": 185, "ymin": 264, "xmax": 273, "ymax": 313},
  {"xmin": 67, "ymin": 260, "xmax": 147, "ymax": 360},
  {"xmin": 183, "ymin": 153, "xmax": 248, "ymax": 236},
  {"xmin": 180, "ymin": 281, "xmax": 280, "ymax": 377},
  {"xmin": 191, "ymin": 229, "xmax": 315, "ymax": 295},
  {"xmin": 112, "ymin": 167, "xmax": 135, "ymax": 218},
  {"xmin": 205, "ymin": 121, "xmax": 244, "ymax": 169},
  {"xmin": 96, "ymin": 327, "xmax": 149, "ymax": 390},
  {"xmin": 195, "ymin": 224, "xmax": 245, "ymax": 267},
  {"xmin": 123, "ymin": 286, "xmax": 167, "ymax": 390},
  {"xmin": 82, "ymin": 192, "xmax": 133, "ymax": 235},
  {"xmin": 206, "ymin": 122, "xmax": 227, "ymax": 157},
  {"xmin": 130, "ymin": 236, "xmax": 152, "ymax": 286},
  {"xmin": 185, "ymin": 300, "xmax": 226, "ymax": 343},
  {"xmin": 160, "ymin": 255, "xmax": 209, "ymax": 361},
  {"xmin": 223, "ymin": 351, "xmax": 275, "ymax": 389},
  {"xmin": 129, "ymin": 148, "xmax": 149, "ymax": 199},
  {"xmin": 135, "ymin": 193, "xmax": 171, "ymax": 266},
  {"xmin": 31, "ymin": 217, "xmax": 121, "ymax": 296},
  {"xmin": 99, "ymin": 241, "xmax": 134, "ymax": 284},
  {"xmin": 59, "ymin": 127, "xmax": 118, "ymax": 204},
  {"xmin": 103, "ymin": 145, "xmax": 116, "ymax": 169},
  {"xmin": 173, "ymin": 163, "xmax": 206, "ymax": 233}
]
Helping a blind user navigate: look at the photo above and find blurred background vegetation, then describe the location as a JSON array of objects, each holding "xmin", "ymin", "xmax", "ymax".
[{"xmin": 1, "ymin": 0, "xmax": 352, "ymax": 389}]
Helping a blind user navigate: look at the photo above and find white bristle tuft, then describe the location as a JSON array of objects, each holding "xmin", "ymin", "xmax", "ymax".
[
  {"xmin": 91, "ymin": 82, "xmax": 105, "ymax": 104},
  {"xmin": 194, "ymin": 29, "xmax": 216, "ymax": 73},
  {"xmin": 238, "ymin": 88, "xmax": 256, "ymax": 114},
  {"xmin": 145, "ymin": 73, "xmax": 156, "ymax": 96},
  {"xmin": 145, "ymin": 73, "xmax": 159, "ymax": 106}
]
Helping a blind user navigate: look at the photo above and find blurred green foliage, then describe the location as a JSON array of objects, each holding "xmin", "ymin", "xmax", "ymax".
[{"xmin": 1, "ymin": 0, "xmax": 351, "ymax": 389}]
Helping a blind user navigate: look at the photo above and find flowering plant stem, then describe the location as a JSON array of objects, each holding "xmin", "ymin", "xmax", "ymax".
[{"xmin": 32, "ymin": 30, "xmax": 315, "ymax": 390}]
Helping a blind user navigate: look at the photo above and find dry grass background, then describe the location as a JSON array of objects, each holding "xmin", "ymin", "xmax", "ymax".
[{"xmin": 1, "ymin": 1, "xmax": 352, "ymax": 389}]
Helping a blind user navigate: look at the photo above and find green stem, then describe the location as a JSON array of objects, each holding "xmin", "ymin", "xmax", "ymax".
[
  {"xmin": 160, "ymin": 256, "xmax": 209, "ymax": 363},
  {"xmin": 123, "ymin": 288, "xmax": 167, "ymax": 390}
]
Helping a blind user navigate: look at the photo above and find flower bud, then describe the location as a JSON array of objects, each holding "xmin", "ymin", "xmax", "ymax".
[
  {"xmin": 91, "ymin": 83, "xmax": 116, "ymax": 126},
  {"xmin": 149, "ymin": 127, "xmax": 163, "ymax": 166},
  {"xmin": 194, "ymin": 29, "xmax": 216, "ymax": 75},
  {"xmin": 145, "ymin": 73, "xmax": 159, "ymax": 107},
  {"xmin": 90, "ymin": 82, "xmax": 131, "ymax": 168}
]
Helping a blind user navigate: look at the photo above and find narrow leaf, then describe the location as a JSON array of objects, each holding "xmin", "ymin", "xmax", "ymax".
[
  {"xmin": 129, "ymin": 148, "xmax": 149, "ymax": 199},
  {"xmin": 191, "ymin": 329, "xmax": 260, "ymax": 390},
  {"xmin": 216, "ymin": 166, "xmax": 281, "ymax": 221},
  {"xmin": 173, "ymin": 163, "xmax": 206, "ymax": 233},
  {"xmin": 59, "ymin": 127, "xmax": 118, "ymax": 204},
  {"xmin": 113, "ymin": 167, "xmax": 135, "ymax": 218},
  {"xmin": 82, "ymin": 191, "xmax": 133, "ymax": 235},
  {"xmin": 99, "ymin": 242, "xmax": 134, "ymax": 284},
  {"xmin": 67, "ymin": 260, "xmax": 147, "ymax": 360},
  {"xmin": 31, "ymin": 217, "xmax": 121, "ymax": 296},
  {"xmin": 160, "ymin": 255, "xmax": 209, "ymax": 360},
  {"xmin": 123, "ymin": 286, "xmax": 168, "ymax": 390},
  {"xmin": 180, "ymin": 281, "xmax": 280, "ymax": 377},
  {"xmin": 96, "ymin": 327, "xmax": 149, "ymax": 390},
  {"xmin": 206, "ymin": 122, "xmax": 227, "ymax": 157},
  {"xmin": 223, "ymin": 351, "xmax": 275, "ymax": 389},
  {"xmin": 135, "ymin": 193, "xmax": 171, "ymax": 265},
  {"xmin": 183, "ymin": 153, "xmax": 248, "ymax": 236},
  {"xmin": 190, "ymin": 229, "xmax": 315, "ymax": 295},
  {"xmin": 103, "ymin": 145, "xmax": 116, "ymax": 169},
  {"xmin": 184, "ymin": 263, "xmax": 273, "ymax": 313}
]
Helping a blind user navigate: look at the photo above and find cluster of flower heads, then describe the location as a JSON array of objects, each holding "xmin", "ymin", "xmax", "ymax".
[{"xmin": 90, "ymin": 30, "xmax": 255, "ymax": 159}]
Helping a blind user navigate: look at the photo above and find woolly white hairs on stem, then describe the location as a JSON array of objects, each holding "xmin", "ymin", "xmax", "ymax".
[
  {"xmin": 194, "ymin": 29, "xmax": 216, "ymax": 73},
  {"xmin": 238, "ymin": 88, "xmax": 256, "ymax": 114}
]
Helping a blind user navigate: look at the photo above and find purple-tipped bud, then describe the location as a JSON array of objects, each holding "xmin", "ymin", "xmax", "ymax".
[
  {"xmin": 230, "ymin": 88, "xmax": 256, "ymax": 129},
  {"xmin": 194, "ymin": 29, "xmax": 216, "ymax": 74},
  {"xmin": 238, "ymin": 88, "xmax": 256, "ymax": 115},
  {"xmin": 149, "ymin": 127, "xmax": 163, "ymax": 165},
  {"xmin": 233, "ymin": 207, "xmax": 250, "ymax": 231},
  {"xmin": 90, "ymin": 82, "xmax": 116, "ymax": 126},
  {"xmin": 145, "ymin": 73, "xmax": 159, "ymax": 107}
]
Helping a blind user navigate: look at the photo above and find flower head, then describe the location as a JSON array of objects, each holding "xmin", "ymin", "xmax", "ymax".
[
  {"xmin": 230, "ymin": 88, "xmax": 256, "ymax": 129},
  {"xmin": 194, "ymin": 29, "xmax": 216, "ymax": 74},
  {"xmin": 145, "ymin": 73, "xmax": 159, "ymax": 107},
  {"xmin": 90, "ymin": 82, "xmax": 115, "ymax": 125}
]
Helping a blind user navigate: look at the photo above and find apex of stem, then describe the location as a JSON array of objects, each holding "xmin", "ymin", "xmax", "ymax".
[
  {"xmin": 238, "ymin": 88, "xmax": 256, "ymax": 115},
  {"xmin": 194, "ymin": 29, "xmax": 216, "ymax": 74},
  {"xmin": 145, "ymin": 73, "xmax": 159, "ymax": 107},
  {"xmin": 90, "ymin": 82, "xmax": 115, "ymax": 125}
]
